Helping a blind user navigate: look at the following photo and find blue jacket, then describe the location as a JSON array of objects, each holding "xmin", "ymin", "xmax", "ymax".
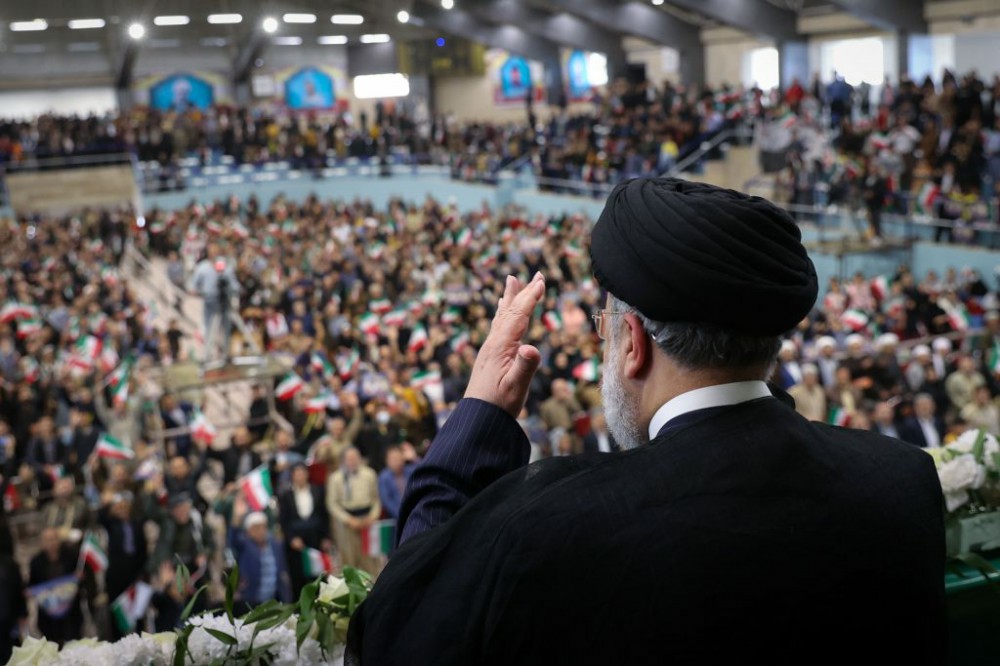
[
  {"xmin": 378, "ymin": 463, "xmax": 417, "ymax": 519},
  {"xmin": 231, "ymin": 528, "xmax": 292, "ymax": 604}
]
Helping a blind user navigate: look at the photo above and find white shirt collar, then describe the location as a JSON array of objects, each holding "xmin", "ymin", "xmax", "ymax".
[{"xmin": 647, "ymin": 380, "xmax": 772, "ymax": 440}]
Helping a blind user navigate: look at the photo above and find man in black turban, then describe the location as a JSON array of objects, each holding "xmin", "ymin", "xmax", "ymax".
[{"xmin": 347, "ymin": 179, "xmax": 945, "ymax": 665}]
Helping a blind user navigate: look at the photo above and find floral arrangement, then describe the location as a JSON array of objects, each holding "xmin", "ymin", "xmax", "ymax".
[
  {"xmin": 8, "ymin": 566, "xmax": 371, "ymax": 666},
  {"xmin": 930, "ymin": 429, "xmax": 1000, "ymax": 515}
]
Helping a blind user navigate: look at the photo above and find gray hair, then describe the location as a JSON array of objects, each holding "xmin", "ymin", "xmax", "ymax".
[{"xmin": 608, "ymin": 295, "xmax": 781, "ymax": 374}]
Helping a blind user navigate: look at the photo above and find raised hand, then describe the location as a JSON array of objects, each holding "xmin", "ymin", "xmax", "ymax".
[{"xmin": 464, "ymin": 272, "xmax": 546, "ymax": 417}]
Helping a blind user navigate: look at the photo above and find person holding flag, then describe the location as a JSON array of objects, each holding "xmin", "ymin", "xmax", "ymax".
[
  {"xmin": 99, "ymin": 492, "xmax": 147, "ymax": 639},
  {"xmin": 28, "ymin": 528, "xmax": 94, "ymax": 646},
  {"xmin": 278, "ymin": 463, "xmax": 331, "ymax": 597}
]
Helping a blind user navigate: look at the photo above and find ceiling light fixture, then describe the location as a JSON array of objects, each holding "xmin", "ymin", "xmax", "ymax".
[
  {"xmin": 128, "ymin": 23, "xmax": 146, "ymax": 39},
  {"xmin": 331, "ymin": 14, "xmax": 364, "ymax": 25},
  {"xmin": 10, "ymin": 19, "xmax": 48, "ymax": 32},
  {"xmin": 318, "ymin": 35, "xmax": 349, "ymax": 45},
  {"xmin": 360, "ymin": 33, "xmax": 390, "ymax": 43},
  {"xmin": 153, "ymin": 15, "xmax": 190, "ymax": 26},
  {"xmin": 68, "ymin": 18, "xmax": 106, "ymax": 30},
  {"xmin": 262, "ymin": 17, "xmax": 279, "ymax": 33},
  {"xmin": 283, "ymin": 13, "xmax": 317, "ymax": 24},
  {"xmin": 207, "ymin": 14, "xmax": 243, "ymax": 24}
]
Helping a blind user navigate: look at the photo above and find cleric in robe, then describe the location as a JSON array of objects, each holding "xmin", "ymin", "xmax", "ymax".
[{"xmin": 346, "ymin": 178, "xmax": 946, "ymax": 664}]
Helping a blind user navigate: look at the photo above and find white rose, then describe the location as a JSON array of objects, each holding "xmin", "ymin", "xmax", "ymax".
[
  {"xmin": 318, "ymin": 575, "xmax": 349, "ymax": 604},
  {"xmin": 948, "ymin": 430, "xmax": 1000, "ymax": 470},
  {"xmin": 938, "ymin": 454, "xmax": 985, "ymax": 493},
  {"xmin": 949, "ymin": 430, "xmax": 979, "ymax": 454},
  {"xmin": 945, "ymin": 490, "xmax": 970, "ymax": 512},
  {"xmin": 8, "ymin": 637, "xmax": 59, "ymax": 666}
]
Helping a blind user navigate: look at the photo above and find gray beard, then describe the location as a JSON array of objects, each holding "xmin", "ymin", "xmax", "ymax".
[{"xmin": 600, "ymin": 337, "xmax": 646, "ymax": 450}]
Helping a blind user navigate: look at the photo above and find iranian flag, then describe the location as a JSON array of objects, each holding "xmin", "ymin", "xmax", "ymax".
[
  {"xmin": 572, "ymin": 358, "xmax": 601, "ymax": 382},
  {"xmin": 916, "ymin": 182, "xmax": 940, "ymax": 215},
  {"xmin": 828, "ymin": 406, "xmax": 851, "ymax": 427},
  {"xmin": 844, "ymin": 158, "xmax": 864, "ymax": 179},
  {"xmin": 302, "ymin": 547, "xmax": 334, "ymax": 577},
  {"xmin": 99, "ymin": 346, "xmax": 119, "ymax": 374},
  {"xmin": 541, "ymin": 311, "xmax": 562, "ymax": 332},
  {"xmin": 79, "ymin": 532, "xmax": 108, "ymax": 573},
  {"xmin": 15, "ymin": 317, "xmax": 42, "ymax": 339},
  {"xmin": 421, "ymin": 290, "xmax": 441, "ymax": 306},
  {"xmin": 361, "ymin": 519, "xmax": 395, "ymax": 557},
  {"xmin": 337, "ymin": 348, "xmax": 361, "ymax": 380},
  {"xmin": 106, "ymin": 356, "xmax": 134, "ymax": 390},
  {"xmin": 240, "ymin": 466, "xmax": 273, "ymax": 512},
  {"xmin": 947, "ymin": 304, "xmax": 971, "ymax": 332},
  {"xmin": 455, "ymin": 227, "xmax": 473, "ymax": 247},
  {"xmin": 408, "ymin": 325, "xmax": 429, "ymax": 352},
  {"xmin": 412, "ymin": 369, "xmax": 442, "ymax": 391},
  {"xmin": 111, "ymin": 582, "xmax": 153, "ymax": 634},
  {"xmin": 311, "ymin": 352, "xmax": 335, "ymax": 380},
  {"xmin": 100, "ymin": 266, "xmax": 119, "ymax": 285},
  {"xmin": 870, "ymin": 133, "xmax": 890, "ymax": 151},
  {"xmin": 0, "ymin": 302, "xmax": 33, "ymax": 323},
  {"xmin": 231, "ymin": 221, "xmax": 250, "ymax": 239},
  {"xmin": 206, "ymin": 220, "xmax": 224, "ymax": 235},
  {"xmin": 22, "ymin": 356, "xmax": 39, "ymax": 383},
  {"xmin": 383, "ymin": 309, "xmax": 408, "ymax": 328},
  {"xmin": 359, "ymin": 312, "xmax": 381, "ymax": 336},
  {"xmin": 441, "ymin": 307, "xmax": 462, "ymax": 325},
  {"xmin": 842, "ymin": 309, "xmax": 869, "ymax": 332},
  {"xmin": 450, "ymin": 330, "xmax": 470, "ymax": 353},
  {"xmin": 370, "ymin": 298, "xmax": 392, "ymax": 315},
  {"xmin": 776, "ymin": 111, "xmax": 796, "ymax": 129},
  {"xmin": 109, "ymin": 372, "xmax": 130, "ymax": 408},
  {"xmin": 276, "ymin": 373, "xmax": 305, "ymax": 401},
  {"xmin": 305, "ymin": 392, "xmax": 332, "ymax": 414},
  {"xmin": 368, "ymin": 242, "xmax": 387, "ymax": 260},
  {"xmin": 564, "ymin": 243, "xmax": 584, "ymax": 259},
  {"xmin": 870, "ymin": 275, "xmax": 890, "ymax": 301},
  {"xmin": 190, "ymin": 409, "xmax": 217, "ymax": 444},
  {"xmin": 76, "ymin": 335, "xmax": 103, "ymax": 361},
  {"xmin": 96, "ymin": 433, "xmax": 134, "ymax": 460},
  {"xmin": 988, "ymin": 343, "xmax": 1000, "ymax": 375}
]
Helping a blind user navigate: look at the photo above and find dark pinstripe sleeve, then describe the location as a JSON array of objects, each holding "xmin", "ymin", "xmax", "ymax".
[{"xmin": 397, "ymin": 398, "xmax": 529, "ymax": 546}]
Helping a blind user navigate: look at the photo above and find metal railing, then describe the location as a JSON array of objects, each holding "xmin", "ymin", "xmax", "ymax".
[{"xmin": 664, "ymin": 126, "xmax": 755, "ymax": 178}]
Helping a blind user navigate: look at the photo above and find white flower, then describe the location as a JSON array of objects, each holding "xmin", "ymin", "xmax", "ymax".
[
  {"xmin": 8, "ymin": 637, "xmax": 58, "ymax": 666},
  {"xmin": 318, "ymin": 575, "xmax": 349, "ymax": 604},
  {"xmin": 948, "ymin": 429, "xmax": 1000, "ymax": 469},
  {"xmin": 939, "ymin": 454, "xmax": 987, "ymax": 494},
  {"xmin": 945, "ymin": 489, "xmax": 971, "ymax": 512}
]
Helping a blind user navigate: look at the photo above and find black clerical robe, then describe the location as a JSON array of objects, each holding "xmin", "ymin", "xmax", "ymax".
[{"xmin": 347, "ymin": 395, "xmax": 946, "ymax": 665}]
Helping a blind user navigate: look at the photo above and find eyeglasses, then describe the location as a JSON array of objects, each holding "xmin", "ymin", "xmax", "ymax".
[{"xmin": 592, "ymin": 309, "xmax": 627, "ymax": 340}]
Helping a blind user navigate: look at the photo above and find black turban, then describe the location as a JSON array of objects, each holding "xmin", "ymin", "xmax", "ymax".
[{"xmin": 590, "ymin": 178, "xmax": 817, "ymax": 336}]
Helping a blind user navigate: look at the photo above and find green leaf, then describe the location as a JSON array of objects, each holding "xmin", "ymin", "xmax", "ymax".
[
  {"xmin": 973, "ymin": 429, "xmax": 987, "ymax": 461},
  {"xmin": 299, "ymin": 580, "xmax": 320, "ymax": 618},
  {"xmin": 254, "ymin": 606, "xmax": 295, "ymax": 633},
  {"xmin": 205, "ymin": 628, "xmax": 239, "ymax": 646},
  {"xmin": 174, "ymin": 557, "xmax": 191, "ymax": 597},
  {"xmin": 316, "ymin": 611, "xmax": 335, "ymax": 657},
  {"xmin": 243, "ymin": 599, "xmax": 281, "ymax": 625},
  {"xmin": 180, "ymin": 585, "xmax": 208, "ymax": 622},
  {"xmin": 992, "ymin": 453, "xmax": 1000, "ymax": 472},
  {"xmin": 225, "ymin": 563, "xmax": 239, "ymax": 624},
  {"xmin": 296, "ymin": 616, "xmax": 314, "ymax": 650}
]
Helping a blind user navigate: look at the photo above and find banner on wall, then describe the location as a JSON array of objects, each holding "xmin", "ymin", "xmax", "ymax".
[
  {"xmin": 485, "ymin": 49, "xmax": 545, "ymax": 106},
  {"xmin": 562, "ymin": 49, "xmax": 607, "ymax": 102},
  {"xmin": 133, "ymin": 71, "xmax": 229, "ymax": 110},
  {"xmin": 270, "ymin": 65, "xmax": 348, "ymax": 110}
]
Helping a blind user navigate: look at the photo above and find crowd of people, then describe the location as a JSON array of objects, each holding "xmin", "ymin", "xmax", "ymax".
[
  {"xmin": 773, "ymin": 70, "xmax": 1000, "ymax": 242},
  {"xmin": 1, "ymin": 171, "xmax": 1000, "ymax": 653}
]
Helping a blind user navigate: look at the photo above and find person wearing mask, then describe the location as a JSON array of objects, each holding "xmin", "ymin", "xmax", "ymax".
[
  {"xmin": 326, "ymin": 447, "xmax": 381, "ymax": 572},
  {"xmin": 231, "ymin": 507, "xmax": 292, "ymax": 612},
  {"xmin": 279, "ymin": 463, "xmax": 331, "ymax": 597},
  {"xmin": 348, "ymin": 178, "xmax": 944, "ymax": 664}
]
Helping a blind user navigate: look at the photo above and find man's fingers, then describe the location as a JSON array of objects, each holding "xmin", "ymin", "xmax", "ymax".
[{"xmin": 502, "ymin": 344, "xmax": 542, "ymax": 414}]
